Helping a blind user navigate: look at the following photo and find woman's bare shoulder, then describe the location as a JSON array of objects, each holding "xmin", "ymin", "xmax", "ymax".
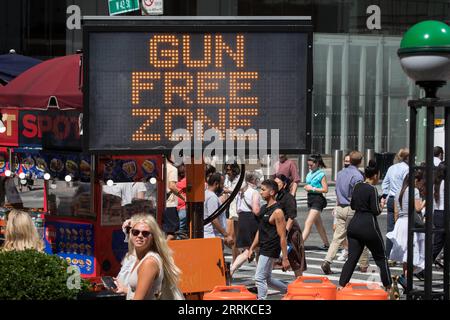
[{"xmin": 138, "ymin": 255, "xmax": 161, "ymax": 273}]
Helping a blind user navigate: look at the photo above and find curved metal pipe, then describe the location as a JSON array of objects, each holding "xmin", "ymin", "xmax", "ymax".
[{"xmin": 203, "ymin": 164, "xmax": 245, "ymax": 225}]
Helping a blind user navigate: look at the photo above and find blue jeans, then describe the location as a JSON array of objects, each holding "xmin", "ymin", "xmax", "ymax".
[
  {"xmin": 178, "ymin": 208, "xmax": 187, "ymax": 233},
  {"xmin": 255, "ymin": 254, "xmax": 287, "ymax": 300}
]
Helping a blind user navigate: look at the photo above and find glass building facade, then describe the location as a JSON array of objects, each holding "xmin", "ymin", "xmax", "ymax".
[{"xmin": 2, "ymin": 0, "xmax": 450, "ymax": 157}]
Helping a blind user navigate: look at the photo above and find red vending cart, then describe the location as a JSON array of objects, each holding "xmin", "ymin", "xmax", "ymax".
[{"xmin": 42, "ymin": 153, "xmax": 165, "ymax": 277}]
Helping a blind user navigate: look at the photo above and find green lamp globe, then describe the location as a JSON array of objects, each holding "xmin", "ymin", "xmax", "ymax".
[{"xmin": 398, "ymin": 20, "xmax": 450, "ymax": 82}]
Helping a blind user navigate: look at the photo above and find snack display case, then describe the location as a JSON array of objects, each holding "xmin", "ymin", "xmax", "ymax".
[
  {"xmin": 91, "ymin": 154, "xmax": 164, "ymax": 277},
  {"xmin": 43, "ymin": 152, "xmax": 164, "ymax": 277}
]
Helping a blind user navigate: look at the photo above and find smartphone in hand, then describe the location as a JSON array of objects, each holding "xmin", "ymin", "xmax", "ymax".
[{"xmin": 101, "ymin": 276, "xmax": 117, "ymax": 290}]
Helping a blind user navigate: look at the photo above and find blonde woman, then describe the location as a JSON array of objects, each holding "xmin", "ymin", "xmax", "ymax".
[
  {"xmin": 2, "ymin": 209, "xmax": 44, "ymax": 252},
  {"xmin": 114, "ymin": 214, "xmax": 183, "ymax": 300}
]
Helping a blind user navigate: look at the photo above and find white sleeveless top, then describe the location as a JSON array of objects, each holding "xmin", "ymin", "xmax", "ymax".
[
  {"xmin": 237, "ymin": 185, "xmax": 259, "ymax": 213},
  {"xmin": 126, "ymin": 251, "xmax": 164, "ymax": 300}
]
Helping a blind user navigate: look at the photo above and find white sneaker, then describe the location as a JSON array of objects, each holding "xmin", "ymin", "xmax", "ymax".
[{"xmin": 337, "ymin": 249, "xmax": 348, "ymax": 261}]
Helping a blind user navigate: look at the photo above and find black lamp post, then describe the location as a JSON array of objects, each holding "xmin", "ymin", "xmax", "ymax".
[{"xmin": 398, "ymin": 20, "xmax": 450, "ymax": 300}]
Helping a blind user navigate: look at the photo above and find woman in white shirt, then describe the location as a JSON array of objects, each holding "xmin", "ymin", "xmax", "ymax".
[
  {"xmin": 114, "ymin": 214, "xmax": 183, "ymax": 300},
  {"xmin": 386, "ymin": 172, "xmax": 425, "ymax": 289}
]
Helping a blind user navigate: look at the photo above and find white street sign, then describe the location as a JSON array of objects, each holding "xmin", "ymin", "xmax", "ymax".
[{"xmin": 141, "ymin": 0, "xmax": 163, "ymax": 15}]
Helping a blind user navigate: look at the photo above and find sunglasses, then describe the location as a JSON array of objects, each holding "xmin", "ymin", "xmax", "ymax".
[{"xmin": 130, "ymin": 229, "xmax": 152, "ymax": 238}]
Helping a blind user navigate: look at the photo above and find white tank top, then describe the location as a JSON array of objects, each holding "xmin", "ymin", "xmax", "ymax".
[
  {"xmin": 126, "ymin": 251, "xmax": 164, "ymax": 300},
  {"xmin": 237, "ymin": 185, "xmax": 258, "ymax": 213}
]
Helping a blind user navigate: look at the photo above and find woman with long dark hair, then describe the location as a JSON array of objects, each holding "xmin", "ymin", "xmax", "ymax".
[
  {"xmin": 339, "ymin": 160, "xmax": 396, "ymax": 298},
  {"xmin": 274, "ymin": 174, "xmax": 307, "ymax": 277},
  {"xmin": 386, "ymin": 172, "xmax": 426, "ymax": 289},
  {"xmin": 303, "ymin": 154, "xmax": 330, "ymax": 249}
]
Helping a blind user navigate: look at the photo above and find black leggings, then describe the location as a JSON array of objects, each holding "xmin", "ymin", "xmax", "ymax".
[
  {"xmin": 339, "ymin": 212, "xmax": 392, "ymax": 288},
  {"xmin": 433, "ymin": 210, "xmax": 445, "ymax": 261}
]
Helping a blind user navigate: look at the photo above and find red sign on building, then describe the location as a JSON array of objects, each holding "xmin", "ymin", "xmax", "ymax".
[{"xmin": 0, "ymin": 108, "xmax": 19, "ymax": 146}]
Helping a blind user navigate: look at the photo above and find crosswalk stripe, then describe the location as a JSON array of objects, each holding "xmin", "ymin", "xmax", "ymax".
[
  {"xmin": 229, "ymin": 257, "xmax": 444, "ymax": 281},
  {"xmin": 304, "ymin": 256, "xmax": 444, "ymax": 276},
  {"xmin": 233, "ymin": 266, "xmax": 443, "ymax": 286},
  {"xmin": 271, "ymin": 269, "xmax": 383, "ymax": 285},
  {"xmin": 227, "ymin": 253, "xmax": 443, "ymax": 281}
]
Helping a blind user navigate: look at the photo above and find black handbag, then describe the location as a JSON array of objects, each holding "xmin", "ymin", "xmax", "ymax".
[{"xmin": 414, "ymin": 212, "xmax": 425, "ymax": 228}]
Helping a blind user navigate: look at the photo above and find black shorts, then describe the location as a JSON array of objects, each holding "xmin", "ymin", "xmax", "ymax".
[
  {"xmin": 307, "ymin": 193, "xmax": 327, "ymax": 211},
  {"xmin": 162, "ymin": 207, "xmax": 179, "ymax": 234},
  {"xmin": 236, "ymin": 211, "xmax": 259, "ymax": 248}
]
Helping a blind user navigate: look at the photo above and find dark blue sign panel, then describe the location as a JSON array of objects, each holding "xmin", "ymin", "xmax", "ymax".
[
  {"xmin": 44, "ymin": 221, "xmax": 95, "ymax": 276},
  {"xmin": 111, "ymin": 229, "xmax": 128, "ymax": 264}
]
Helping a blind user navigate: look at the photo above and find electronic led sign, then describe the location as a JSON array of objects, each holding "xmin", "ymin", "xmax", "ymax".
[{"xmin": 84, "ymin": 19, "xmax": 312, "ymax": 153}]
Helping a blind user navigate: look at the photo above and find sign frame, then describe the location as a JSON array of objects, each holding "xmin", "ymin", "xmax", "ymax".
[{"xmin": 82, "ymin": 16, "xmax": 313, "ymax": 155}]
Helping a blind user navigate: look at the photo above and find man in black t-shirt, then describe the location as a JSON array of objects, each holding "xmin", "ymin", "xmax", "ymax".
[{"xmin": 249, "ymin": 179, "xmax": 290, "ymax": 300}]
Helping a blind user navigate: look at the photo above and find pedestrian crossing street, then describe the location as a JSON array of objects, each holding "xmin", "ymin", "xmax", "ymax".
[{"xmin": 226, "ymin": 248, "xmax": 445, "ymax": 299}]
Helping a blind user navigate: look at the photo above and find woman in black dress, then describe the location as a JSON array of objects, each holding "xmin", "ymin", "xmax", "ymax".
[{"xmin": 339, "ymin": 160, "xmax": 395, "ymax": 298}]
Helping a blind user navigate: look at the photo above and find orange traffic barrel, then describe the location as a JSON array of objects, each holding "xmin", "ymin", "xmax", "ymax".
[
  {"xmin": 336, "ymin": 283, "xmax": 388, "ymax": 300},
  {"xmin": 282, "ymin": 292, "xmax": 325, "ymax": 300},
  {"xmin": 286, "ymin": 276, "xmax": 337, "ymax": 300},
  {"xmin": 203, "ymin": 285, "xmax": 257, "ymax": 300}
]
